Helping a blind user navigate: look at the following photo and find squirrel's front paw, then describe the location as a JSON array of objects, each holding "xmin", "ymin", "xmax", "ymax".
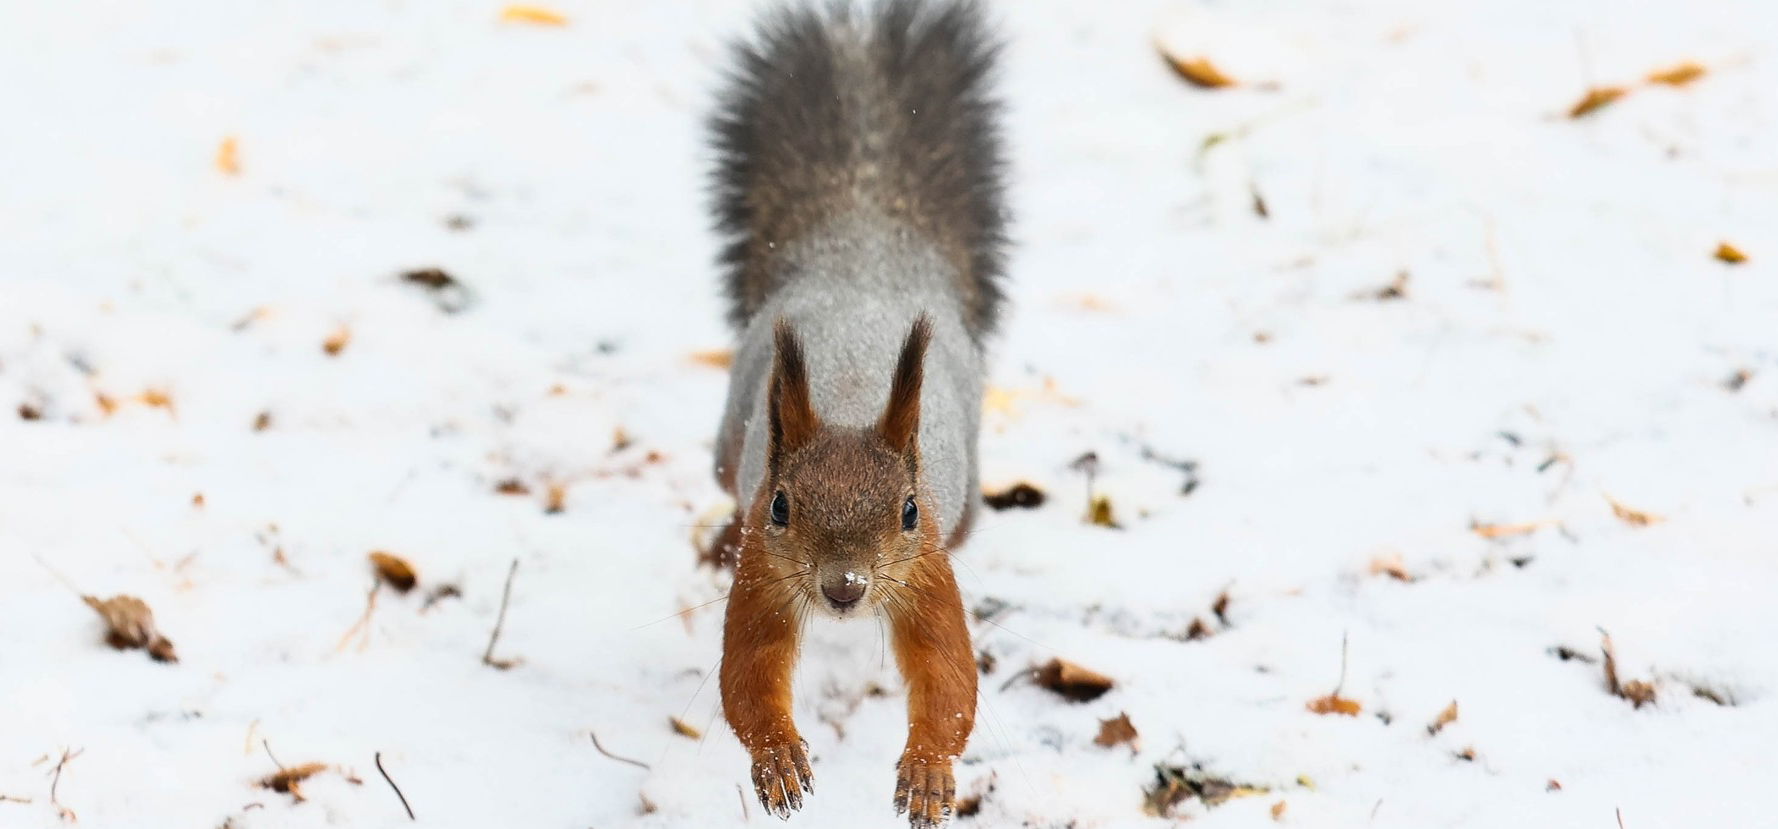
[
  {"xmin": 893, "ymin": 754, "xmax": 956, "ymax": 828},
  {"xmin": 750, "ymin": 740, "xmax": 813, "ymax": 819}
]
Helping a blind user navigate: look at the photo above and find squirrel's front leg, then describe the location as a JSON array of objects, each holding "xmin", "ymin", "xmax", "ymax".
[
  {"xmin": 888, "ymin": 563, "xmax": 976, "ymax": 828},
  {"xmin": 721, "ymin": 561, "xmax": 812, "ymax": 818}
]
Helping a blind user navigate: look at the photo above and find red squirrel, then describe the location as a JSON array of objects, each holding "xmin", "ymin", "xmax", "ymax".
[{"xmin": 705, "ymin": 0, "xmax": 1008, "ymax": 825}]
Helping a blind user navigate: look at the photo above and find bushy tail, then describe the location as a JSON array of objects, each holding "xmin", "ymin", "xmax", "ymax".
[{"xmin": 709, "ymin": 0, "xmax": 1008, "ymax": 339}]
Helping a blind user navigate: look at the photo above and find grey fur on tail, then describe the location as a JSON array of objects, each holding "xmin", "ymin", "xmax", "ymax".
[{"xmin": 709, "ymin": 0, "xmax": 1009, "ymax": 340}]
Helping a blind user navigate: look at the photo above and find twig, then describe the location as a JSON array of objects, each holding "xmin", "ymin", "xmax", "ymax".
[
  {"xmin": 1334, "ymin": 631, "xmax": 1350, "ymax": 696},
  {"xmin": 483, "ymin": 558, "xmax": 521, "ymax": 669},
  {"xmin": 0, "ymin": 794, "xmax": 31, "ymax": 804},
  {"xmin": 49, "ymin": 747, "xmax": 81, "ymax": 821},
  {"xmin": 1617, "ymin": 807, "xmax": 1626, "ymax": 829},
  {"xmin": 261, "ymin": 738, "xmax": 285, "ymax": 771},
  {"xmin": 334, "ymin": 581, "xmax": 382, "ymax": 653},
  {"xmin": 375, "ymin": 752, "xmax": 415, "ymax": 821},
  {"xmin": 589, "ymin": 731, "xmax": 650, "ymax": 770},
  {"xmin": 736, "ymin": 783, "xmax": 749, "ymax": 821}
]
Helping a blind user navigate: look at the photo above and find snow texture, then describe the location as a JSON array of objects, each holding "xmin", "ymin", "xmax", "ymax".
[{"xmin": 2, "ymin": 0, "xmax": 1776, "ymax": 827}]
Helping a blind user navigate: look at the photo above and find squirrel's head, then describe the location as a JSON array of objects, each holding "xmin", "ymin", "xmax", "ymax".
[{"xmin": 749, "ymin": 315, "xmax": 936, "ymax": 618}]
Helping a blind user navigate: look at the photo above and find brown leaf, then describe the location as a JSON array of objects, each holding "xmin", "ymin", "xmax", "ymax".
[
  {"xmin": 669, "ymin": 717, "xmax": 702, "ymax": 740},
  {"xmin": 1183, "ymin": 617, "xmax": 1212, "ymax": 641},
  {"xmin": 1211, "ymin": 590, "xmax": 1230, "ymax": 626},
  {"xmin": 1305, "ymin": 693, "xmax": 1361, "ymax": 716},
  {"xmin": 1032, "ymin": 658, "xmax": 1114, "ymax": 702},
  {"xmin": 1569, "ymin": 86, "xmax": 1627, "ymax": 118},
  {"xmin": 688, "ymin": 349, "xmax": 734, "ymax": 370},
  {"xmin": 1715, "ymin": 242, "xmax": 1748, "ymax": 264},
  {"xmin": 545, "ymin": 482, "xmax": 567, "ymax": 514},
  {"xmin": 83, "ymin": 594, "xmax": 178, "ymax": 663},
  {"xmin": 1600, "ymin": 631, "xmax": 1658, "ymax": 709},
  {"xmin": 1086, "ymin": 495, "xmax": 1123, "ymax": 529},
  {"xmin": 1093, "ymin": 712, "xmax": 1139, "ymax": 750},
  {"xmin": 1547, "ymin": 779, "xmax": 1563, "ymax": 792},
  {"xmin": 368, "ymin": 551, "xmax": 417, "ymax": 593},
  {"xmin": 1454, "ymin": 746, "xmax": 1477, "ymax": 762},
  {"xmin": 983, "ymin": 482, "xmax": 1046, "ymax": 510},
  {"xmin": 500, "ymin": 4, "xmax": 568, "ymax": 25},
  {"xmin": 18, "ymin": 402, "xmax": 43, "ymax": 421},
  {"xmin": 1163, "ymin": 54, "xmax": 1238, "ymax": 88},
  {"xmin": 252, "ymin": 411, "xmax": 273, "ymax": 431},
  {"xmin": 1427, "ymin": 699, "xmax": 1459, "ymax": 735},
  {"xmin": 1271, "ymin": 800, "xmax": 1288, "ymax": 820},
  {"xmin": 322, "ymin": 326, "xmax": 351, "ymax": 357},
  {"xmin": 1646, "ymin": 62, "xmax": 1706, "ymax": 87},
  {"xmin": 493, "ymin": 478, "xmax": 531, "ymax": 495},
  {"xmin": 260, "ymin": 762, "xmax": 329, "ymax": 801},
  {"xmin": 1368, "ymin": 553, "xmax": 1413, "ymax": 582},
  {"xmin": 139, "ymin": 388, "xmax": 175, "ymax": 413},
  {"xmin": 1144, "ymin": 765, "xmax": 1268, "ymax": 816},
  {"xmin": 1605, "ymin": 496, "xmax": 1660, "ymax": 527},
  {"xmin": 217, "ymin": 136, "xmax": 241, "ymax": 176}
]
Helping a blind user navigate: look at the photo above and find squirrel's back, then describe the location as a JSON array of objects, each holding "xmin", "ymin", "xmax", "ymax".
[{"xmin": 709, "ymin": 0, "xmax": 1008, "ymax": 340}]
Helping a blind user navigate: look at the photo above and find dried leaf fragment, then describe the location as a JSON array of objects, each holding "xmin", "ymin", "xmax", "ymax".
[
  {"xmin": 1605, "ymin": 496, "xmax": 1660, "ymax": 527},
  {"xmin": 322, "ymin": 326, "xmax": 351, "ymax": 357},
  {"xmin": 499, "ymin": 4, "xmax": 568, "ymax": 25},
  {"xmin": 1715, "ymin": 242, "xmax": 1748, "ymax": 264},
  {"xmin": 1032, "ymin": 658, "xmax": 1114, "ymax": 702},
  {"xmin": 1271, "ymin": 800, "xmax": 1288, "ymax": 820},
  {"xmin": 689, "ymin": 349, "xmax": 734, "ymax": 370},
  {"xmin": 260, "ymin": 762, "xmax": 330, "ymax": 801},
  {"xmin": 1646, "ymin": 62, "xmax": 1706, "ymax": 87},
  {"xmin": 1427, "ymin": 699, "xmax": 1459, "ymax": 735},
  {"xmin": 1163, "ymin": 53, "xmax": 1237, "ymax": 88},
  {"xmin": 368, "ymin": 551, "xmax": 417, "ymax": 593},
  {"xmin": 1093, "ymin": 712, "xmax": 1139, "ymax": 750},
  {"xmin": 83, "ymin": 594, "xmax": 177, "ymax": 662},
  {"xmin": 983, "ymin": 482, "xmax": 1046, "ymax": 510},
  {"xmin": 1600, "ymin": 630, "xmax": 1658, "ymax": 709},
  {"xmin": 545, "ymin": 482, "xmax": 567, "ymax": 514},
  {"xmin": 1306, "ymin": 693, "xmax": 1361, "ymax": 716},
  {"xmin": 217, "ymin": 136, "xmax": 241, "ymax": 175},
  {"xmin": 1472, "ymin": 520, "xmax": 1544, "ymax": 539},
  {"xmin": 1144, "ymin": 764, "xmax": 1268, "ymax": 816},
  {"xmin": 494, "ymin": 478, "xmax": 531, "ymax": 495},
  {"xmin": 669, "ymin": 716, "xmax": 702, "ymax": 739},
  {"xmin": 1569, "ymin": 86, "xmax": 1627, "ymax": 118},
  {"xmin": 1368, "ymin": 553, "xmax": 1413, "ymax": 582},
  {"xmin": 1086, "ymin": 495, "xmax": 1122, "ymax": 529},
  {"xmin": 1183, "ymin": 617, "xmax": 1212, "ymax": 641}
]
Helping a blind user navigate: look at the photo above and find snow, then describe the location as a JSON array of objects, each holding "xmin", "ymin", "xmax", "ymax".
[{"xmin": 2, "ymin": 0, "xmax": 1776, "ymax": 827}]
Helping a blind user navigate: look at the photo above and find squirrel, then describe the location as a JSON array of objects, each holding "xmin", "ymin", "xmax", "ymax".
[{"xmin": 705, "ymin": 0, "xmax": 1007, "ymax": 825}]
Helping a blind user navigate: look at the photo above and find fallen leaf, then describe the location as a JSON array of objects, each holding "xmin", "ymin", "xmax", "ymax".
[
  {"xmin": 1605, "ymin": 496, "xmax": 1660, "ymax": 527},
  {"xmin": 1144, "ymin": 764, "xmax": 1268, "ymax": 816},
  {"xmin": 368, "ymin": 551, "xmax": 417, "ymax": 593},
  {"xmin": 1569, "ymin": 86, "xmax": 1627, "ymax": 118},
  {"xmin": 139, "ymin": 389, "xmax": 175, "ymax": 413},
  {"xmin": 322, "ymin": 326, "xmax": 351, "ymax": 357},
  {"xmin": 18, "ymin": 402, "xmax": 43, "ymax": 421},
  {"xmin": 83, "ymin": 594, "xmax": 177, "ymax": 662},
  {"xmin": 1368, "ymin": 553, "xmax": 1413, "ymax": 582},
  {"xmin": 1455, "ymin": 746, "xmax": 1477, "ymax": 761},
  {"xmin": 494, "ymin": 478, "xmax": 531, "ymax": 495},
  {"xmin": 95, "ymin": 392, "xmax": 118, "ymax": 416},
  {"xmin": 1547, "ymin": 779, "xmax": 1563, "ymax": 792},
  {"xmin": 1211, "ymin": 591, "xmax": 1230, "ymax": 625},
  {"xmin": 689, "ymin": 349, "xmax": 734, "ymax": 370},
  {"xmin": 1646, "ymin": 62, "xmax": 1706, "ymax": 86},
  {"xmin": 1600, "ymin": 630, "xmax": 1658, "ymax": 709},
  {"xmin": 545, "ymin": 483, "xmax": 567, "ymax": 514},
  {"xmin": 217, "ymin": 136, "xmax": 241, "ymax": 175},
  {"xmin": 1183, "ymin": 617, "xmax": 1212, "ymax": 641},
  {"xmin": 500, "ymin": 4, "xmax": 568, "ymax": 25},
  {"xmin": 1162, "ymin": 53, "xmax": 1237, "ymax": 88},
  {"xmin": 1472, "ymin": 520, "xmax": 1544, "ymax": 539},
  {"xmin": 252, "ymin": 411, "xmax": 273, "ymax": 431},
  {"xmin": 1086, "ymin": 495, "xmax": 1122, "ymax": 529},
  {"xmin": 1427, "ymin": 699, "xmax": 1459, "ymax": 735},
  {"xmin": 401, "ymin": 268, "xmax": 472, "ymax": 313},
  {"xmin": 1715, "ymin": 242, "xmax": 1748, "ymax": 264},
  {"xmin": 260, "ymin": 762, "xmax": 329, "ymax": 801},
  {"xmin": 1093, "ymin": 712, "xmax": 1139, "ymax": 750},
  {"xmin": 983, "ymin": 482, "xmax": 1046, "ymax": 510},
  {"xmin": 669, "ymin": 717, "xmax": 702, "ymax": 739},
  {"xmin": 191, "ymin": 492, "xmax": 205, "ymax": 508},
  {"xmin": 1272, "ymin": 800, "xmax": 1288, "ymax": 820},
  {"xmin": 1306, "ymin": 693, "xmax": 1361, "ymax": 716},
  {"xmin": 1725, "ymin": 369, "xmax": 1752, "ymax": 392},
  {"xmin": 1032, "ymin": 658, "xmax": 1114, "ymax": 702}
]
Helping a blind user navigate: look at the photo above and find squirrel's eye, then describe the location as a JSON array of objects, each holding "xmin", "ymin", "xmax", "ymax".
[
  {"xmin": 901, "ymin": 495, "xmax": 918, "ymax": 531},
  {"xmin": 770, "ymin": 491, "xmax": 790, "ymax": 526}
]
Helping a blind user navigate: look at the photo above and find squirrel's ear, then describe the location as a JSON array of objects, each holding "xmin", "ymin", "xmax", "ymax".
[
  {"xmin": 877, "ymin": 315, "xmax": 932, "ymax": 455},
  {"xmin": 768, "ymin": 319, "xmax": 820, "ymax": 461}
]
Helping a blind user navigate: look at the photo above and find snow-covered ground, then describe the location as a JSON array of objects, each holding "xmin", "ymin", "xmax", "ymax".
[{"xmin": 3, "ymin": 0, "xmax": 1775, "ymax": 826}]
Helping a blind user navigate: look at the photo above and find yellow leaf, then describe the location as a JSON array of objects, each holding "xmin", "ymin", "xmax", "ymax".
[
  {"xmin": 1569, "ymin": 86, "xmax": 1627, "ymax": 118},
  {"xmin": 216, "ymin": 136, "xmax": 241, "ymax": 175},
  {"xmin": 1162, "ymin": 53, "xmax": 1237, "ymax": 89},
  {"xmin": 1306, "ymin": 693, "xmax": 1361, "ymax": 716},
  {"xmin": 1715, "ymin": 242, "xmax": 1748, "ymax": 264},
  {"xmin": 500, "ymin": 5, "xmax": 568, "ymax": 26},
  {"xmin": 1605, "ymin": 496, "xmax": 1660, "ymax": 527},
  {"xmin": 1646, "ymin": 62, "xmax": 1706, "ymax": 87}
]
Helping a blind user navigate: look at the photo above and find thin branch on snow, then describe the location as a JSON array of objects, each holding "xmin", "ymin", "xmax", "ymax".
[
  {"xmin": 375, "ymin": 752, "xmax": 416, "ymax": 821},
  {"xmin": 590, "ymin": 732, "xmax": 650, "ymax": 771},
  {"xmin": 483, "ymin": 558, "xmax": 521, "ymax": 669}
]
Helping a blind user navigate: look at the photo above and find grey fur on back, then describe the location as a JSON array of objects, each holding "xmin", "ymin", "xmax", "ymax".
[
  {"xmin": 708, "ymin": 0, "xmax": 1008, "ymax": 340},
  {"xmin": 708, "ymin": 1, "xmax": 1006, "ymax": 537}
]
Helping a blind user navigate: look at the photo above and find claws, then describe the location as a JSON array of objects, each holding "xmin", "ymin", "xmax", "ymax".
[
  {"xmin": 894, "ymin": 756, "xmax": 955, "ymax": 827},
  {"xmin": 751, "ymin": 741, "xmax": 813, "ymax": 820}
]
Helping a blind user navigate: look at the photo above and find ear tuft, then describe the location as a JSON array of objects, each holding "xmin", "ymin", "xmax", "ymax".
[
  {"xmin": 768, "ymin": 318, "xmax": 820, "ymax": 461},
  {"xmin": 877, "ymin": 315, "xmax": 932, "ymax": 454}
]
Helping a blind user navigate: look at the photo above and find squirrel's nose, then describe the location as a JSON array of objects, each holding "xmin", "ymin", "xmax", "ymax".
[{"xmin": 822, "ymin": 577, "xmax": 867, "ymax": 607}]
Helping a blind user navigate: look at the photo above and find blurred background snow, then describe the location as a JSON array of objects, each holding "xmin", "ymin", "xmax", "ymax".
[{"xmin": 1, "ymin": 0, "xmax": 1775, "ymax": 827}]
